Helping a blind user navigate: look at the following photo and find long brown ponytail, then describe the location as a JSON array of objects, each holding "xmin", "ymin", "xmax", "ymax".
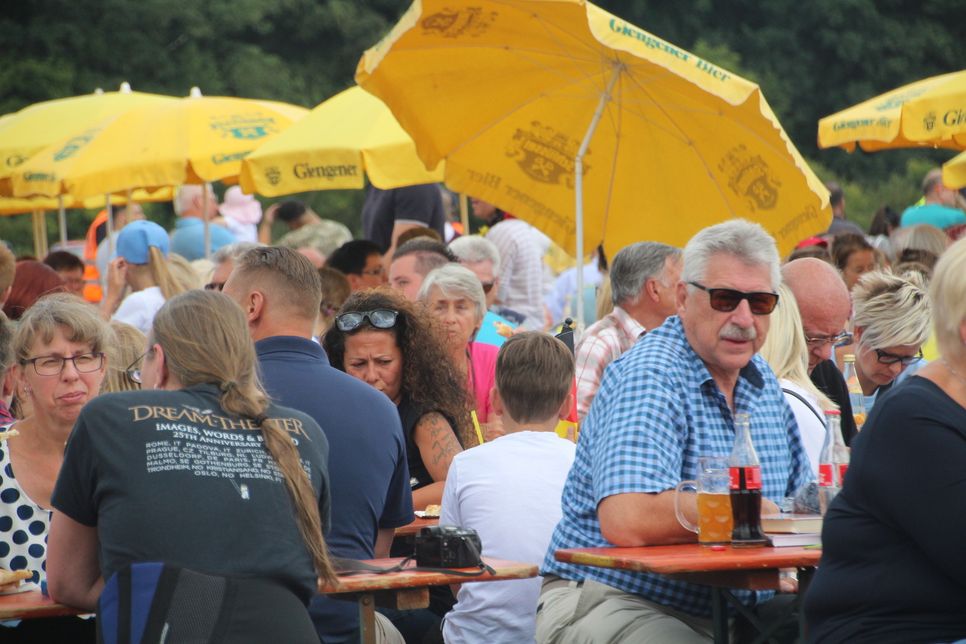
[{"xmin": 152, "ymin": 289, "xmax": 336, "ymax": 586}]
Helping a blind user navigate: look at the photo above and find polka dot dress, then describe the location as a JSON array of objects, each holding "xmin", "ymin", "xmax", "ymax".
[{"xmin": 0, "ymin": 437, "xmax": 49, "ymax": 590}]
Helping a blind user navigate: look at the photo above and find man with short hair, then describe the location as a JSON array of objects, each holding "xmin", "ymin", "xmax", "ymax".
[
  {"xmin": 782, "ymin": 257, "xmax": 858, "ymax": 444},
  {"xmin": 42, "ymin": 251, "xmax": 85, "ymax": 297},
  {"xmin": 824, "ymin": 181, "xmax": 865, "ymax": 237},
  {"xmin": 440, "ymin": 333, "xmax": 577, "ymax": 643},
  {"xmin": 206, "ymin": 241, "xmax": 262, "ymax": 292},
  {"xmin": 259, "ymin": 200, "xmax": 353, "ymax": 260},
  {"xmin": 574, "ymin": 242, "xmax": 681, "ymax": 420},
  {"xmin": 223, "ymin": 247, "xmax": 411, "ymax": 644},
  {"xmin": 536, "ymin": 220, "xmax": 810, "ymax": 643},
  {"xmin": 169, "ymin": 185, "xmax": 236, "ymax": 260},
  {"xmin": 472, "ymin": 198, "xmax": 548, "ymax": 327},
  {"xmin": 388, "ymin": 237, "xmax": 453, "ymax": 301},
  {"xmin": 326, "ymin": 239, "xmax": 386, "ymax": 291},
  {"xmin": 900, "ymin": 168, "xmax": 966, "ymax": 230}
]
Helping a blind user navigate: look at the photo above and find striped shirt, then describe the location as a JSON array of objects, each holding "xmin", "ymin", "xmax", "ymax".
[
  {"xmin": 574, "ymin": 305, "xmax": 645, "ymax": 420},
  {"xmin": 541, "ymin": 316, "xmax": 810, "ymax": 617},
  {"xmin": 486, "ymin": 219, "xmax": 546, "ymax": 327}
]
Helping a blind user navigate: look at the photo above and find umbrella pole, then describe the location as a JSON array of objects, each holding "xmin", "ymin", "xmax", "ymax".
[
  {"xmin": 460, "ymin": 193, "xmax": 470, "ymax": 235},
  {"xmin": 32, "ymin": 209, "xmax": 49, "ymax": 258},
  {"xmin": 106, "ymin": 194, "xmax": 115, "ymax": 256},
  {"xmin": 58, "ymin": 195, "xmax": 67, "ymax": 246},
  {"xmin": 203, "ymin": 182, "xmax": 211, "ymax": 259},
  {"xmin": 573, "ymin": 63, "xmax": 621, "ymax": 333}
]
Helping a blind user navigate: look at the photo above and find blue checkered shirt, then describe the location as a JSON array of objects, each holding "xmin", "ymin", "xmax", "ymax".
[{"xmin": 541, "ymin": 316, "xmax": 810, "ymax": 617}]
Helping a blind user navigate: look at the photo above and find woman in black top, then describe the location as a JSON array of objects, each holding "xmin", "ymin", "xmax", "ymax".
[
  {"xmin": 323, "ymin": 288, "xmax": 470, "ymax": 510},
  {"xmin": 805, "ymin": 238, "xmax": 966, "ymax": 643}
]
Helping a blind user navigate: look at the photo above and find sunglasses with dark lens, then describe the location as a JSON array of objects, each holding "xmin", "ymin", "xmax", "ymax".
[
  {"xmin": 873, "ymin": 348, "xmax": 923, "ymax": 366},
  {"xmin": 204, "ymin": 281, "xmax": 225, "ymax": 291},
  {"xmin": 335, "ymin": 309, "xmax": 399, "ymax": 332},
  {"xmin": 481, "ymin": 281, "xmax": 495, "ymax": 294},
  {"xmin": 688, "ymin": 282, "xmax": 779, "ymax": 315}
]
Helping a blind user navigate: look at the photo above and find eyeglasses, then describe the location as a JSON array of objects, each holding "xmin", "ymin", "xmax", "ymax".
[
  {"xmin": 204, "ymin": 281, "xmax": 225, "ymax": 291},
  {"xmin": 360, "ymin": 266, "xmax": 385, "ymax": 277},
  {"xmin": 688, "ymin": 282, "xmax": 779, "ymax": 315},
  {"xmin": 24, "ymin": 352, "xmax": 104, "ymax": 377},
  {"xmin": 335, "ymin": 309, "xmax": 399, "ymax": 332},
  {"xmin": 126, "ymin": 349, "xmax": 152, "ymax": 384},
  {"xmin": 873, "ymin": 348, "xmax": 923, "ymax": 366},
  {"xmin": 804, "ymin": 331, "xmax": 853, "ymax": 348},
  {"xmin": 480, "ymin": 281, "xmax": 495, "ymax": 295}
]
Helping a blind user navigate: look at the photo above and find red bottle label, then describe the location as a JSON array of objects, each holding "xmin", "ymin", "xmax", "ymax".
[
  {"xmin": 838, "ymin": 463, "xmax": 848, "ymax": 482},
  {"xmin": 729, "ymin": 466, "xmax": 762, "ymax": 490},
  {"xmin": 818, "ymin": 463, "xmax": 834, "ymax": 487}
]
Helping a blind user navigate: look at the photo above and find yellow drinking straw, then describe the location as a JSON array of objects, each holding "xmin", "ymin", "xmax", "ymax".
[{"xmin": 471, "ymin": 410, "xmax": 485, "ymax": 445}]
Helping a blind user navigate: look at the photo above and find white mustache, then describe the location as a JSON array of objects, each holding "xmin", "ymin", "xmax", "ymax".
[{"xmin": 720, "ymin": 324, "xmax": 757, "ymax": 341}]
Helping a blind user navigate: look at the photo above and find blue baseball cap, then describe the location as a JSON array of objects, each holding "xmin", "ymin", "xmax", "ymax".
[{"xmin": 115, "ymin": 220, "xmax": 169, "ymax": 264}]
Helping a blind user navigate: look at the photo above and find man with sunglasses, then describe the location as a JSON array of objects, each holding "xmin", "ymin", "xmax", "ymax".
[
  {"xmin": 223, "ymin": 247, "xmax": 410, "ymax": 644},
  {"xmin": 782, "ymin": 258, "xmax": 859, "ymax": 444},
  {"xmin": 537, "ymin": 220, "xmax": 810, "ymax": 644}
]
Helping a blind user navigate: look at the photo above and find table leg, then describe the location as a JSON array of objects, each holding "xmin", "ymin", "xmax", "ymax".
[
  {"xmin": 359, "ymin": 593, "xmax": 376, "ymax": 644},
  {"xmin": 797, "ymin": 567, "xmax": 814, "ymax": 642},
  {"xmin": 711, "ymin": 588, "xmax": 729, "ymax": 644}
]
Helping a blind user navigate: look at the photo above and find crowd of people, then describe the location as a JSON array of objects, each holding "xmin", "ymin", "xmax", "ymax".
[{"xmin": 0, "ymin": 165, "xmax": 965, "ymax": 643}]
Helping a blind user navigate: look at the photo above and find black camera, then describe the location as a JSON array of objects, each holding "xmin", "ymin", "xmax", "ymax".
[{"xmin": 414, "ymin": 525, "xmax": 483, "ymax": 568}]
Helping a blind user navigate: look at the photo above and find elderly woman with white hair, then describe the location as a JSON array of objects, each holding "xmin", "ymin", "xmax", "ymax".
[
  {"xmin": 805, "ymin": 239, "xmax": 966, "ymax": 642},
  {"xmin": 847, "ymin": 270, "xmax": 931, "ymax": 413},
  {"xmin": 418, "ymin": 263, "xmax": 500, "ymax": 435}
]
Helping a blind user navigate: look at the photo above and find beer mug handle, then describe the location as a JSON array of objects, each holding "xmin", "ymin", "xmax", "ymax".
[{"xmin": 674, "ymin": 480, "xmax": 699, "ymax": 534}]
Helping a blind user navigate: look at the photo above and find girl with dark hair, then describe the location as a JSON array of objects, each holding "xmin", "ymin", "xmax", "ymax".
[{"xmin": 324, "ymin": 287, "xmax": 470, "ymax": 509}]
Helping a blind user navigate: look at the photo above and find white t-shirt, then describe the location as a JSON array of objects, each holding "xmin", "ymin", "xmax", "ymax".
[
  {"xmin": 439, "ymin": 431, "xmax": 576, "ymax": 644},
  {"xmin": 112, "ymin": 286, "xmax": 165, "ymax": 335},
  {"xmin": 781, "ymin": 378, "xmax": 825, "ymax": 477}
]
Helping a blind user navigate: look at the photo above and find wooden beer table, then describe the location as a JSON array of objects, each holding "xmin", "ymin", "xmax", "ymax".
[
  {"xmin": 321, "ymin": 557, "xmax": 538, "ymax": 644},
  {"xmin": 393, "ymin": 516, "xmax": 439, "ymax": 537},
  {"xmin": 0, "ymin": 589, "xmax": 84, "ymax": 620},
  {"xmin": 555, "ymin": 544, "xmax": 822, "ymax": 644}
]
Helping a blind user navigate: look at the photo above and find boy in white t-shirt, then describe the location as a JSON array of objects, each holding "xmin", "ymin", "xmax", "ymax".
[{"xmin": 439, "ymin": 332, "xmax": 576, "ymax": 644}]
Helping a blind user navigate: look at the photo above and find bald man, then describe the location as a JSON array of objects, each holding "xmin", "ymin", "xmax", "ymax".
[{"xmin": 782, "ymin": 258, "xmax": 858, "ymax": 444}]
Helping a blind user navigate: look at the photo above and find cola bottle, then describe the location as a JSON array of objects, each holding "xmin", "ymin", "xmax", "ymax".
[
  {"xmin": 728, "ymin": 412, "xmax": 769, "ymax": 547},
  {"xmin": 818, "ymin": 410, "xmax": 849, "ymax": 515}
]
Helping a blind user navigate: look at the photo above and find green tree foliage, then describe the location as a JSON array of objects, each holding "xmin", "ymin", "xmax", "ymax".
[{"xmin": 2, "ymin": 0, "xmax": 964, "ymax": 253}]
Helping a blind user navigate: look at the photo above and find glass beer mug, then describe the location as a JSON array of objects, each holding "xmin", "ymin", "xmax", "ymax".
[{"xmin": 674, "ymin": 456, "xmax": 733, "ymax": 546}]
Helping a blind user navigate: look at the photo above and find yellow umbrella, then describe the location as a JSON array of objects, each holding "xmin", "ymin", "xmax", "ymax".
[
  {"xmin": 943, "ymin": 150, "xmax": 966, "ymax": 189},
  {"xmin": 240, "ymin": 86, "xmax": 444, "ymax": 196},
  {"xmin": 9, "ymin": 88, "xmax": 308, "ymax": 200},
  {"xmin": 0, "ymin": 187, "xmax": 175, "ymax": 216},
  {"xmin": 0, "ymin": 83, "xmax": 176, "ymax": 173},
  {"xmin": 818, "ymin": 70, "xmax": 966, "ymax": 152},
  {"xmin": 356, "ymin": 0, "xmax": 830, "ymax": 276}
]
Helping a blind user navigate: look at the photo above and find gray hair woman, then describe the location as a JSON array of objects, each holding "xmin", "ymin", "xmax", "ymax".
[
  {"xmin": 850, "ymin": 270, "xmax": 931, "ymax": 412},
  {"xmin": 418, "ymin": 263, "xmax": 498, "ymax": 428}
]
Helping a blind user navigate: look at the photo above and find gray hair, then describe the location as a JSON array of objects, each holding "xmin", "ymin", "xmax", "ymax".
[
  {"xmin": 448, "ymin": 235, "xmax": 501, "ymax": 273},
  {"xmin": 212, "ymin": 241, "xmax": 264, "ymax": 265},
  {"xmin": 681, "ymin": 219, "xmax": 781, "ymax": 290},
  {"xmin": 929, "ymin": 237, "xmax": 966, "ymax": 361},
  {"xmin": 891, "ymin": 223, "xmax": 949, "ymax": 259},
  {"xmin": 417, "ymin": 263, "xmax": 486, "ymax": 323},
  {"xmin": 173, "ymin": 184, "xmax": 215, "ymax": 216},
  {"xmin": 852, "ymin": 270, "xmax": 931, "ymax": 350},
  {"xmin": 610, "ymin": 242, "xmax": 681, "ymax": 305}
]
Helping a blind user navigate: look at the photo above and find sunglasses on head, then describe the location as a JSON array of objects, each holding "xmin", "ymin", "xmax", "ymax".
[
  {"xmin": 688, "ymin": 282, "xmax": 779, "ymax": 315},
  {"xmin": 335, "ymin": 309, "xmax": 399, "ymax": 332}
]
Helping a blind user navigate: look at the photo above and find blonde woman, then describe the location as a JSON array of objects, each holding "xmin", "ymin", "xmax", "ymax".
[
  {"xmin": 760, "ymin": 284, "xmax": 837, "ymax": 475},
  {"xmin": 47, "ymin": 290, "xmax": 335, "ymax": 641},
  {"xmin": 101, "ymin": 321, "xmax": 146, "ymax": 393},
  {"xmin": 100, "ymin": 220, "xmax": 187, "ymax": 334}
]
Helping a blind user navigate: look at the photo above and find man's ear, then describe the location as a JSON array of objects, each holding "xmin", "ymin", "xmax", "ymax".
[
  {"xmin": 245, "ymin": 290, "xmax": 266, "ymax": 325},
  {"xmin": 489, "ymin": 386, "xmax": 503, "ymax": 417},
  {"xmin": 643, "ymin": 277, "xmax": 661, "ymax": 303},
  {"xmin": 556, "ymin": 390, "xmax": 574, "ymax": 420},
  {"xmin": 675, "ymin": 280, "xmax": 688, "ymax": 316}
]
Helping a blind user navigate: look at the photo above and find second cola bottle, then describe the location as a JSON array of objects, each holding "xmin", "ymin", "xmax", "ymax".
[{"xmin": 728, "ymin": 412, "xmax": 769, "ymax": 547}]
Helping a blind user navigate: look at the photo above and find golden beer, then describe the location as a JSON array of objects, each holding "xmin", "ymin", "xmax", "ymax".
[{"xmin": 696, "ymin": 492, "xmax": 733, "ymax": 545}]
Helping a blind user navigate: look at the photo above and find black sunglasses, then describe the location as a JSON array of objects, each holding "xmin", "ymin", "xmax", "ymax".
[
  {"xmin": 688, "ymin": 282, "xmax": 779, "ymax": 315},
  {"xmin": 335, "ymin": 309, "xmax": 399, "ymax": 332}
]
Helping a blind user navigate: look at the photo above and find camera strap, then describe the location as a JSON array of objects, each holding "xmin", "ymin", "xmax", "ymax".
[{"xmin": 333, "ymin": 555, "xmax": 496, "ymax": 578}]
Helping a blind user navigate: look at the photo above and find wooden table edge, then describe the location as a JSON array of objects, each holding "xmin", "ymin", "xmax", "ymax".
[
  {"xmin": 554, "ymin": 546, "xmax": 821, "ymax": 575},
  {"xmin": 323, "ymin": 558, "xmax": 538, "ymax": 595},
  {"xmin": 0, "ymin": 590, "xmax": 85, "ymax": 620}
]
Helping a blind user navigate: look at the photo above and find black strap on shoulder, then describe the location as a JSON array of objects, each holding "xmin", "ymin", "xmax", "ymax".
[
  {"xmin": 334, "ymin": 556, "xmax": 496, "ymax": 579},
  {"xmin": 116, "ymin": 565, "xmax": 132, "ymax": 644},
  {"xmin": 782, "ymin": 387, "xmax": 826, "ymax": 426},
  {"xmin": 140, "ymin": 564, "xmax": 182, "ymax": 642}
]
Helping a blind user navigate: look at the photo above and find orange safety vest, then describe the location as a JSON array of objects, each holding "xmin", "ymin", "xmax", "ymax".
[{"xmin": 82, "ymin": 211, "xmax": 108, "ymax": 303}]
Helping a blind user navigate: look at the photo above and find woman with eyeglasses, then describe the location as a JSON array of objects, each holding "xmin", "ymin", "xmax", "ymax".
[
  {"xmin": 1, "ymin": 293, "xmax": 109, "ymax": 639},
  {"xmin": 804, "ymin": 239, "xmax": 966, "ymax": 643},
  {"xmin": 100, "ymin": 220, "xmax": 186, "ymax": 335},
  {"xmin": 46, "ymin": 290, "xmax": 334, "ymax": 642},
  {"xmin": 323, "ymin": 288, "xmax": 470, "ymax": 510},
  {"xmin": 841, "ymin": 270, "xmax": 931, "ymax": 414},
  {"xmin": 417, "ymin": 264, "xmax": 500, "ymax": 435}
]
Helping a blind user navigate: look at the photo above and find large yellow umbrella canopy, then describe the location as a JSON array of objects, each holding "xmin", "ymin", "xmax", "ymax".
[
  {"xmin": 356, "ymin": 0, "xmax": 830, "ymax": 261},
  {"xmin": 9, "ymin": 89, "xmax": 308, "ymax": 199},
  {"xmin": 0, "ymin": 83, "xmax": 176, "ymax": 172},
  {"xmin": 943, "ymin": 150, "xmax": 966, "ymax": 189},
  {"xmin": 818, "ymin": 70, "xmax": 966, "ymax": 152},
  {"xmin": 240, "ymin": 86, "xmax": 444, "ymax": 197},
  {"xmin": 0, "ymin": 187, "xmax": 175, "ymax": 216}
]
